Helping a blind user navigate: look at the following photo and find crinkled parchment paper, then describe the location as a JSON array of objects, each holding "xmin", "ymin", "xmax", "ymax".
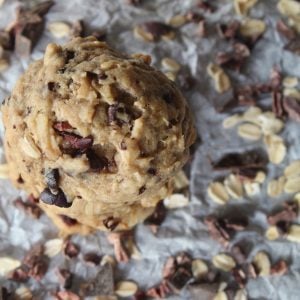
[{"xmin": 1, "ymin": 0, "xmax": 300, "ymax": 299}]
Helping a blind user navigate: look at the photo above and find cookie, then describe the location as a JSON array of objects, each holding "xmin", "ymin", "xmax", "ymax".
[{"xmin": 2, "ymin": 36, "xmax": 196, "ymax": 233}]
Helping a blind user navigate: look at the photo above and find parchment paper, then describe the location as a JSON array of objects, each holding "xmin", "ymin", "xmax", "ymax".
[{"xmin": 1, "ymin": 0, "xmax": 300, "ymax": 299}]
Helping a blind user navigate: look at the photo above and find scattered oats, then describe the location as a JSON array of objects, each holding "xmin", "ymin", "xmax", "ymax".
[
  {"xmin": 222, "ymin": 114, "xmax": 243, "ymax": 129},
  {"xmin": 115, "ymin": 281, "xmax": 138, "ymax": 297},
  {"xmin": 283, "ymin": 77, "xmax": 298, "ymax": 88},
  {"xmin": 101, "ymin": 255, "xmax": 116, "ymax": 267},
  {"xmin": 234, "ymin": 0, "xmax": 258, "ymax": 15},
  {"xmin": 0, "ymin": 257, "xmax": 21, "ymax": 276},
  {"xmin": 44, "ymin": 238, "xmax": 64, "ymax": 257},
  {"xmin": 258, "ymin": 112, "xmax": 284, "ymax": 135},
  {"xmin": 48, "ymin": 22, "xmax": 71, "ymax": 38},
  {"xmin": 253, "ymin": 252, "xmax": 271, "ymax": 276},
  {"xmin": 267, "ymin": 176, "xmax": 286, "ymax": 197},
  {"xmin": 168, "ymin": 14, "xmax": 187, "ymax": 27},
  {"xmin": 283, "ymin": 88, "xmax": 300, "ymax": 99},
  {"xmin": 19, "ymin": 135, "xmax": 41, "ymax": 159},
  {"xmin": 237, "ymin": 123, "xmax": 262, "ymax": 141},
  {"xmin": 0, "ymin": 163, "xmax": 9, "ymax": 179},
  {"xmin": 264, "ymin": 135, "xmax": 286, "ymax": 165},
  {"xmin": 234, "ymin": 289, "xmax": 248, "ymax": 300},
  {"xmin": 212, "ymin": 254, "xmax": 236, "ymax": 272},
  {"xmin": 243, "ymin": 106, "xmax": 262, "ymax": 125},
  {"xmin": 173, "ymin": 170, "xmax": 189, "ymax": 190},
  {"xmin": 284, "ymin": 160, "xmax": 300, "ymax": 178},
  {"xmin": 244, "ymin": 181, "xmax": 260, "ymax": 196},
  {"xmin": 239, "ymin": 19, "xmax": 266, "ymax": 38},
  {"xmin": 133, "ymin": 26, "xmax": 153, "ymax": 42},
  {"xmin": 214, "ymin": 291, "xmax": 228, "ymax": 300},
  {"xmin": 254, "ymin": 171, "xmax": 266, "ymax": 184},
  {"xmin": 224, "ymin": 174, "xmax": 244, "ymax": 199},
  {"xmin": 287, "ymin": 224, "xmax": 300, "ymax": 242},
  {"xmin": 164, "ymin": 193, "xmax": 189, "ymax": 209},
  {"xmin": 165, "ymin": 71, "xmax": 176, "ymax": 81},
  {"xmin": 265, "ymin": 226, "xmax": 280, "ymax": 241},
  {"xmin": 278, "ymin": 0, "xmax": 300, "ymax": 19},
  {"xmin": 208, "ymin": 182, "xmax": 230, "ymax": 205},
  {"xmin": 207, "ymin": 63, "xmax": 231, "ymax": 93},
  {"xmin": 192, "ymin": 259, "xmax": 209, "ymax": 279},
  {"xmin": 15, "ymin": 285, "xmax": 32, "ymax": 300},
  {"xmin": 284, "ymin": 176, "xmax": 300, "ymax": 193},
  {"xmin": 161, "ymin": 57, "xmax": 181, "ymax": 72},
  {"xmin": 0, "ymin": 58, "xmax": 9, "ymax": 72}
]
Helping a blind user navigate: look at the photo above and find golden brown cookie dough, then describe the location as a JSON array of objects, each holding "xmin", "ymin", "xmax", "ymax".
[{"xmin": 2, "ymin": 36, "xmax": 196, "ymax": 233}]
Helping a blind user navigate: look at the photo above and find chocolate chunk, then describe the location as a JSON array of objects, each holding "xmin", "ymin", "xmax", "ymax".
[
  {"xmin": 45, "ymin": 168, "xmax": 59, "ymax": 190},
  {"xmin": 285, "ymin": 39, "xmax": 300, "ymax": 55},
  {"xmin": 40, "ymin": 188, "xmax": 71, "ymax": 208},
  {"xmin": 8, "ymin": 266, "xmax": 30, "ymax": 282},
  {"xmin": 103, "ymin": 216, "xmax": 121, "ymax": 231},
  {"xmin": 147, "ymin": 168, "xmax": 157, "ymax": 175},
  {"xmin": 17, "ymin": 175, "xmax": 24, "ymax": 184},
  {"xmin": 126, "ymin": 0, "xmax": 142, "ymax": 5},
  {"xmin": 146, "ymin": 280, "xmax": 171, "ymax": 299},
  {"xmin": 57, "ymin": 268, "xmax": 73, "ymax": 289},
  {"xmin": 86, "ymin": 149, "xmax": 109, "ymax": 172},
  {"xmin": 276, "ymin": 20, "xmax": 296, "ymax": 41},
  {"xmin": 22, "ymin": 244, "xmax": 49, "ymax": 281},
  {"xmin": 197, "ymin": 0, "xmax": 216, "ymax": 13},
  {"xmin": 216, "ymin": 43, "xmax": 250, "ymax": 72},
  {"xmin": 211, "ymin": 150, "xmax": 268, "ymax": 171},
  {"xmin": 14, "ymin": 197, "xmax": 43, "ymax": 219},
  {"xmin": 268, "ymin": 202, "xmax": 298, "ymax": 232},
  {"xmin": 53, "ymin": 121, "xmax": 73, "ymax": 132},
  {"xmin": 64, "ymin": 240, "xmax": 80, "ymax": 258},
  {"xmin": 217, "ymin": 21, "xmax": 240, "ymax": 40},
  {"xmin": 83, "ymin": 252, "xmax": 102, "ymax": 266},
  {"xmin": 140, "ymin": 22, "xmax": 174, "ymax": 41},
  {"xmin": 86, "ymin": 71, "xmax": 107, "ymax": 81},
  {"xmin": 138, "ymin": 185, "xmax": 146, "ymax": 194},
  {"xmin": 10, "ymin": 1, "xmax": 54, "ymax": 57},
  {"xmin": 185, "ymin": 11, "xmax": 203, "ymax": 23},
  {"xmin": 144, "ymin": 200, "xmax": 167, "ymax": 226},
  {"xmin": 108, "ymin": 104, "xmax": 132, "ymax": 126},
  {"xmin": 270, "ymin": 67, "xmax": 282, "ymax": 89},
  {"xmin": 59, "ymin": 214, "xmax": 78, "ymax": 226},
  {"xmin": 91, "ymin": 30, "xmax": 107, "ymax": 41},
  {"xmin": 60, "ymin": 132, "xmax": 93, "ymax": 155},
  {"xmin": 204, "ymin": 216, "xmax": 230, "ymax": 247},
  {"xmin": 235, "ymin": 167, "xmax": 262, "ymax": 181},
  {"xmin": 47, "ymin": 82, "xmax": 60, "ymax": 92},
  {"xmin": 271, "ymin": 260, "xmax": 288, "ymax": 276},
  {"xmin": 163, "ymin": 252, "xmax": 193, "ymax": 292},
  {"xmin": 272, "ymin": 91, "xmax": 284, "ymax": 118},
  {"xmin": 283, "ymin": 97, "xmax": 300, "ymax": 122}
]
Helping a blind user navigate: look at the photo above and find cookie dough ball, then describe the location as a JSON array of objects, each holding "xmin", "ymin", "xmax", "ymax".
[{"xmin": 2, "ymin": 36, "xmax": 196, "ymax": 233}]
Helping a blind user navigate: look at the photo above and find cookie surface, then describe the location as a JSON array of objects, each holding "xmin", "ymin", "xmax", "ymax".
[{"xmin": 2, "ymin": 36, "xmax": 196, "ymax": 232}]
